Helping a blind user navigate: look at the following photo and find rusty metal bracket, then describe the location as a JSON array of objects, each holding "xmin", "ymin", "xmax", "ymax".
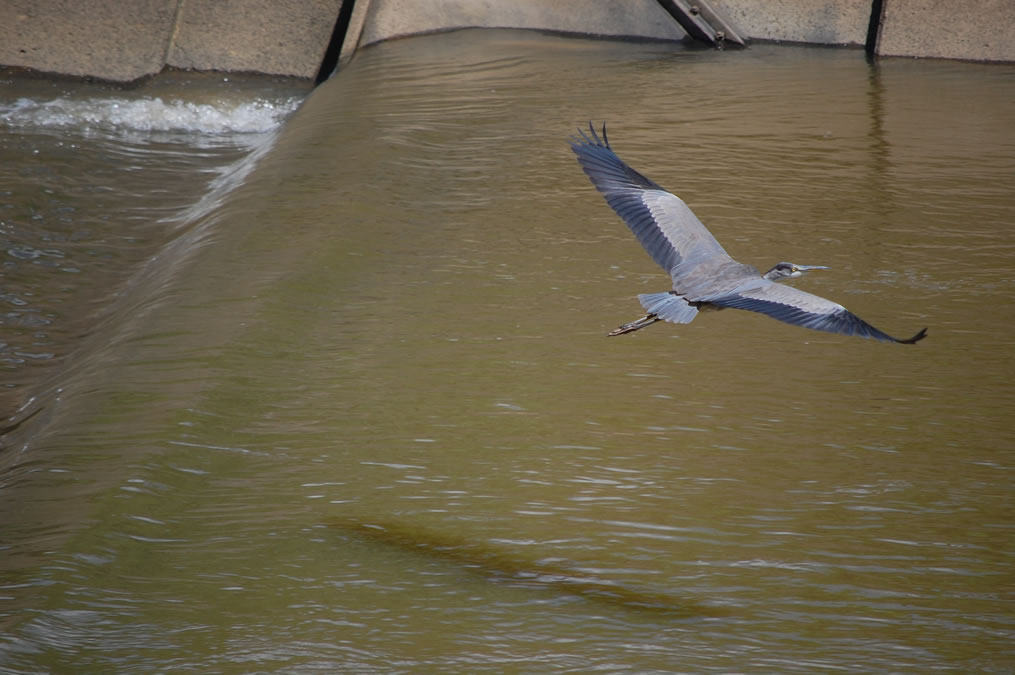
[{"xmin": 657, "ymin": 0, "xmax": 747, "ymax": 49}]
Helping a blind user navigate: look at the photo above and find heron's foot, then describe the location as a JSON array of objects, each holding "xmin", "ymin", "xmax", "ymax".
[
  {"xmin": 608, "ymin": 314, "xmax": 660, "ymax": 336},
  {"xmin": 897, "ymin": 327, "xmax": 929, "ymax": 344}
]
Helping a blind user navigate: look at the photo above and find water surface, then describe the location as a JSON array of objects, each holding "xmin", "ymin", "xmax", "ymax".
[{"xmin": 1, "ymin": 30, "xmax": 1014, "ymax": 673}]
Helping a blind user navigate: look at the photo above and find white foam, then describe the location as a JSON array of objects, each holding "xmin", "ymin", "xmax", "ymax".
[{"xmin": 0, "ymin": 95, "xmax": 301, "ymax": 135}]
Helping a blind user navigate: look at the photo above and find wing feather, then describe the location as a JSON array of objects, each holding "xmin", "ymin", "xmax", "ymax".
[
  {"xmin": 570, "ymin": 124, "xmax": 728, "ymax": 273},
  {"xmin": 710, "ymin": 282, "xmax": 926, "ymax": 343}
]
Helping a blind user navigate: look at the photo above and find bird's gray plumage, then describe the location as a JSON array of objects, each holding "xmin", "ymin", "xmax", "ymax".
[{"xmin": 569, "ymin": 123, "xmax": 927, "ymax": 344}]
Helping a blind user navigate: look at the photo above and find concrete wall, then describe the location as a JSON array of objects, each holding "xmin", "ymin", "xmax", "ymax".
[
  {"xmin": 353, "ymin": 0, "xmax": 686, "ymax": 49},
  {"xmin": 712, "ymin": 0, "xmax": 1015, "ymax": 62},
  {"xmin": 0, "ymin": 0, "xmax": 341, "ymax": 82},
  {"xmin": 1, "ymin": 0, "xmax": 1013, "ymax": 82},
  {"xmin": 0, "ymin": 1, "xmax": 177, "ymax": 81},
  {"xmin": 877, "ymin": 0, "xmax": 1015, "ymax": 62},
  {"xmin": 167, "ymin": 0, "xmax": 342, "ymax": 76},
  {"xmin": 709, "ymin": 0, "xmax": 871, "ymax": 46},
  {"xmin": 344, "ymin": 0, "xmax": 1015, "ymax": 67}
]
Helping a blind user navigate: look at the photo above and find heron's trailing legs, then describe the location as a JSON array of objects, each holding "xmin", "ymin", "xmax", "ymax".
[{"xmin": 608, "ymin": 314, "xmax": 660, "ymax": 336}]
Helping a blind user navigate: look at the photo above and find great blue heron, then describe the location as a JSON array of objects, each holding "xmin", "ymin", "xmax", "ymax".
[{"xmin": 570, "ymin": 124, "xmax": 927, "ymax": 344}]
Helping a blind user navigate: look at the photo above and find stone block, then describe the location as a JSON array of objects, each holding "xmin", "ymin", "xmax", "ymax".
[
  {"xmin": 0, "ymin": 0, "xmax": 176, "ymax": 81},
  {"xmin": 877, "ymin": 0, "xmax": 1015, "ymax": 62},
  {"xmin": 355, "ymin": 0, "xmax": 687, "ymax": 48},
  {"xmin": 708, "ymin": 0, "xmax": 871, "ymax": 45},
  {"xmin": 167, "ymin": 0, "xmax": 343, "ymax": 77}
]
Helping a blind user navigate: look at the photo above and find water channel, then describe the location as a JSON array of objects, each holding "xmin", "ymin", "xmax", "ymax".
[{"xmin": 1, "ymin": 29, "xmax": 1014, "ymax": 672}]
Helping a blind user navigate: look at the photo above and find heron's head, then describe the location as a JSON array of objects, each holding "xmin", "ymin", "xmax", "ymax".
[{"xmin": 763, "ymin": 262, "xmax": 829, "ymax": 282}]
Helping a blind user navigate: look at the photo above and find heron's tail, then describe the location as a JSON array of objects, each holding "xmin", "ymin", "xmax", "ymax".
[{"xmin": 638, "ymin": 292, "xmax": 699, "ymax": 324}]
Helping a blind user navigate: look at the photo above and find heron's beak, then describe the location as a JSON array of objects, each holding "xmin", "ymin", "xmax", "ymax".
[{"xmin": 795, "ymin": 265, "xmax": 829, "ymax": 272}]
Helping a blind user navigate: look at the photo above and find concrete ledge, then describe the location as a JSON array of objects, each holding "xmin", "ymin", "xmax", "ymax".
[
  {"xmin": 708, "ymin": 0, "xmax": 871, "ymax": 46},
  {"xmin": 877, "ymin": 0, "xmax": 1015, "ymax": 62},
  {"xmin": 0, "ymin": 0, "xmax": 342, "ymax": 82},
  {"xmin": 0, "ymin": 0, "xmax": 176, "ymax": 82},
  {"xmin": 2, "ymin": 0, "xmax": 1013, "ymax": 82},
  {"xmin": 167, "ymin": 0, "xmax": 342, "ymax": 76}
]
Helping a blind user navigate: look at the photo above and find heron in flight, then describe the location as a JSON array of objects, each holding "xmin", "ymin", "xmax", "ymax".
[{"xmin": 570, "ymin": 124, "xmax": 927, "ymax": 344}]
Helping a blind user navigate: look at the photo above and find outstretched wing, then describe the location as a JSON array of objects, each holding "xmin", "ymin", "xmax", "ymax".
[
  {"xmin": 570, "ymin": 123, "xmax": 729, "ymax": 274},
  {"xmin": 708, "ymin": 281, "xmax": 928, "ymax": 344}
]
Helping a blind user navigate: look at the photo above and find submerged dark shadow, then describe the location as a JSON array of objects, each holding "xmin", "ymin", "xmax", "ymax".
[{"xmin": 326, "ymin": 516, "xmax": 726, "ymax": 618}]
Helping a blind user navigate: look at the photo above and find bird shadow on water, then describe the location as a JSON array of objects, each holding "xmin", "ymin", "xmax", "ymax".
[{"xmin": 325, "ymin": 516, "xmax": 727, "ymax": 620}]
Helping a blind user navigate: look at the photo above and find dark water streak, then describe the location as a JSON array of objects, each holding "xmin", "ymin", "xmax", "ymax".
[{"xmin": 327, "ymin": 516, "xmax": 724, "ymax": 617}]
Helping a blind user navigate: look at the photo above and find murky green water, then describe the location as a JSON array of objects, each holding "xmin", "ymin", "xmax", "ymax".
[{"xmin": 2, "ymin": 30, "xmax": 1014, "ymax": 672}]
